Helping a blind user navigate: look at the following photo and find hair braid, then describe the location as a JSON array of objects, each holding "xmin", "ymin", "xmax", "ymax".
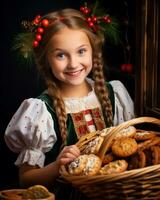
[
  {"xmin": 92, "ymin": 53, "xmax": 113, "ymax": 126},
  {"xmin": 46, "ymin": 78, "xmax": 67, "ymax": 148}
]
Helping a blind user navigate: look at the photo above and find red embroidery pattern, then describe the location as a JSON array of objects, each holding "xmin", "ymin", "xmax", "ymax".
[
  {"xmin": 71, "ymin": 107, "xmax": 106, "ymax": 139},
  {"xmin": 91, "ymin": 108, "xmax": 106, "ymax": 130}
]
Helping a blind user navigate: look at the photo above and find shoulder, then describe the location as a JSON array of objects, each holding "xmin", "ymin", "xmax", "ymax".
[
  {"xmin": 16, "ymin": 97, "xmax": 50, "ymax": 115},
  {"xmin": 109, "ymin": 80, "xmax": 132, "ymax": 99},
  {"xmin": 108, "ymin": 80, "xmax": 135, "ymax": 125},
  {"xmin": 109, "ymin": 80, "xmax": 127, "ymax": 92}
]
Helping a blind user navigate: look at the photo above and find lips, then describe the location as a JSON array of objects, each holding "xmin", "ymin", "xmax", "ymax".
[{"xmin": 64, "ymin": 69, "xmax": 84, "ymax": 77}]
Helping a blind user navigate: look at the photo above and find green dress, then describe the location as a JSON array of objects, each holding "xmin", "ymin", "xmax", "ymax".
[{"xmin": 37, "ymin": 82, "xmax": 115, "ymax": 200}]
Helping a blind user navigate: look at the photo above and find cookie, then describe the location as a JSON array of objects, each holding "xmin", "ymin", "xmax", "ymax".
[
  {"xmin": 144, "ymin": 149, "xmax": 153, "ymax": 166},
  {"xmin": 134, "ymin": 130, "xmax": 156, "ymax": 141},
  {"xmin": 68, "ymin": 154, "xmax": 102, "ymax": 176},
  {"xmin": 111, "ymin": 137, "xmax": 138, "ymax": 157},
  {"xmin": 22, "ymin": 185, "xmax": 50, "ymax": 199},
  {"xmin": 100, "ymin": 127, "xmax": 114, "ymax": 137},
  {"xmin": 99, "ymin": 160, "xmax": 128, "ymax": 175},
  {"xmin": 83, "ymin": 154, "xmax": 102, "ymax": 176},
  {"xmin": 68, "ymin": 154, "xmax": 88, "ymax": 175},
  {"xmin": 128, "ymin": 151, "xmax": 146, "ymax": 170},
  {"xmin": 138, "ymin": 137, "xmax": 160, "ymax": 151},
  {"xmin": 114, "ymin": 126, "xmax": 136, "ymax": 139},
  {"xmin": 102, "ymin": 152, "xmax": 116, "ymax": 165},
  {"xmin": 82, "ymin": 136, "xmax": 104, "ymax": 154},
  {"xmin": 150, "ymin": 146, "xmax": 159, "ymax": 165}
]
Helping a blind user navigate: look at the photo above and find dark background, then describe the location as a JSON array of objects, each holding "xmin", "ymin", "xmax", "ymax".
[{"xmin": 0, "ymin": 0, "xmax": 135, "ymax": 189}]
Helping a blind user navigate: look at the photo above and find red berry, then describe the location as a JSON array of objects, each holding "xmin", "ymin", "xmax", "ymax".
[
  {"xmin": 80, "ymin": 6, "xmax": 85, "ymax": 12},
  {"xmin": 41, "ymin": 19, "xmax": 49, "ymax": 27},
  {"xmin": 84, "ymin": 7, "xmax": 90, "ymax": 14},
  {"xmin": 35, "ymin": 34, "xmax": 42, "ymax": 41},
  {"xmin": 33, "ymin": 40, "xmax": 39, "ymax": 48},
  {"xmin": 36, "ymin": 15, "xmax": 41, "ymax": 19},
  {"xmin": 92, "ymin": 16, "xmax": 97, "ymax": 22},
  {"xmin": 86, "ymin": 17, "xmax": 92, "ymax": 22},
  {"xmin": 107, "ymin": 18, "xmax": 111, "ymax": 23},
  {"xmin": 34, "ymin": 18, "xmax": 39, "ymax": 25},
  {"xmin": 37, "ymin": 27, "xmax": 44, "ymax": 34},
  {"xmin": 103, "ymin": 16, "xmax": 112, "ymax": 23},
  {"xmin": 89, "ymin": 22, "xmax": 94, "ymax": 27}
]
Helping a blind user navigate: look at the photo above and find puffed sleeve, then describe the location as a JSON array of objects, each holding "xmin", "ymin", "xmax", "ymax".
[
  {"xmin": 4, "ymin": 98, "xmax": 57, "ymax": 168},
  {"xmin": 109, "ymin": 80, "xmax": 135, "ymax": 126}
]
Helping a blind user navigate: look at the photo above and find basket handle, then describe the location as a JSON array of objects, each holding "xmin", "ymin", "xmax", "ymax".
[{"xmin": 98, "ymin": 117, "xmax": 160, "ymax": 160}]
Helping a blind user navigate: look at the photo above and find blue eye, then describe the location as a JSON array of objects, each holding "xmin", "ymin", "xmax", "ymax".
[
  {"xmin": 78, "ymin": 48, "xmax": 86, "ymax": 55},
  {"xmin": 56, "ymin": 53, "xmax": 65, "ymax": 60}
]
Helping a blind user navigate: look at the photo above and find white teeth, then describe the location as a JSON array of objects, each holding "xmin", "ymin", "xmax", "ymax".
[{"xmin": 66, "ymin": 69, "xmax": 83, "ymax": 76}]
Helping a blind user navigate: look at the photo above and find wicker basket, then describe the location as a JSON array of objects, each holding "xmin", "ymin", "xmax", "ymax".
[{"xmin": 60, "ymin": 117, "xmax": 160, "ymax": 200}]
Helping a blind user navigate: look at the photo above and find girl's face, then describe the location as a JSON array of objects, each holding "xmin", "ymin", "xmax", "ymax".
[{"xmin": 47, "ymin": 27, "xmax": 93, "ymax": 87}]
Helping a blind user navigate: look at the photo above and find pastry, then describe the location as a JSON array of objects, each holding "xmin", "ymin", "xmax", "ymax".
[
  {"xmin": 68, "ymin": 154, "xmax": 88, "ymax": 175},
  {"xmin": 99, "ymin": 160, "xmax": 128, "ymax": 175},
  {"xmin": 68, "ymin": 154, "xmax": 102, "ymax": 176},
  {"xmin": 111, "ymin": 137, "xmax": 138, "ymax": 157},
  {"xmin": 134, "ymin": 129, "xmax": 156, "ymax": 141},
  {"xmin": 83, "ymin": 154, "xmax": 102, "ymax": 175},
  {"xmin": 82, "ymin": 136, "xmax": 104, "ymax": 154},
  {"xmin": 138, "ymin": 137, "xmax": 160, "ymax": 151},
  {"xmin": 114, "ymin": 126, "xmax": 136, "ymax": 139},
  {"xmin": 102, "ymin": 152, "xmax": 116, "ymax": 165},
  {"xmin": 22, "ymin": 185, "xmax": 50, "ymax": 199},
  {"xmin": 128, "ymin": 151, "xmax": 146, "ymax": 170}
]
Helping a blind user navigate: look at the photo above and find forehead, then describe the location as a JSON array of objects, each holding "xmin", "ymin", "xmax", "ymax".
[{"xmin": 49, "ymin": 27, "xmax": 91, "ymax": 49}]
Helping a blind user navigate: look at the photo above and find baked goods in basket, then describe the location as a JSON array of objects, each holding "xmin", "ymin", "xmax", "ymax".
[
  {"xmin": 111, "ymin": 137, "xmax": 138, "ymax": 157},
  {"xmin": 82, "ymin": 136, "xmax": 104, "ymax": 154},
  {"xmin": 113, "ymin": 125, "xmax": 136, "ymax": 139},
  {"xmin": 128, "ymin": 151, "xmax": 146, "ymax": 169},
  {"xmin": 60, "ymin": 117, "xmax": 160, "ymax": 200},
  {"xmin": 134, "ymin": 129, "xmax": 157, "ymax": 141},
  {"xmin": 99, "ymin": 160, "xmax": 128, "ymax": 175},
  {"xmin": 68, "ymin": 154, "xmax": 102, "ymax": 176},
  {"xmin": 62, "ymin": 117, "xmax": 160, "ymax": 176}
]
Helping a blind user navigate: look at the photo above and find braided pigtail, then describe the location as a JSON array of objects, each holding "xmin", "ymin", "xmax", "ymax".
[
  {"xmin": 92, "ymin": 53, "xmax": 113, "ymax": 126},
  {"xmin": 46, "ymin": 78, "xmax": 67, "ymax": 149}
]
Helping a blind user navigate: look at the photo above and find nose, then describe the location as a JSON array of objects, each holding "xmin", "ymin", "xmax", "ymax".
[{"xmin": 68, "ymin": 55, "xmax": 79, "ymax": 69}]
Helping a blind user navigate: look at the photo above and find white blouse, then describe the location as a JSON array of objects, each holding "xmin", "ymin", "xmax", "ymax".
[{"xmin": 4, "ymin": 80, "xmax": 135, "ymax": 168}]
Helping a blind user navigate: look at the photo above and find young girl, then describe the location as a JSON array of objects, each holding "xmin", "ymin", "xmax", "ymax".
[{"xmin": 4, "ymin": 7, "xmax": 134, "ymax": 200}]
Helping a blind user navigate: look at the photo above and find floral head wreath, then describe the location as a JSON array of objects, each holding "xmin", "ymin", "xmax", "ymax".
[{"xmin": 12, "ymin": 1, "xmax": 120, "ymax": 65}]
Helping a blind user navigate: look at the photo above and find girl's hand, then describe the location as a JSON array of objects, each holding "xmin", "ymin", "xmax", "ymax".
[{"xmin": 56, "ymin": 145, "xmax": 80, "ymax": 166}]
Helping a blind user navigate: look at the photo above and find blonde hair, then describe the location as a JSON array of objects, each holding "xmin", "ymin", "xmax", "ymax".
[{"xmin": 34, "ymin": 8, "xmax": 113, "ymax": 148}]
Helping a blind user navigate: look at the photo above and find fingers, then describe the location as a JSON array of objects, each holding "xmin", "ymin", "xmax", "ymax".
[
  {"xmin": 63, "ymin": 145, "xmax": 80, "ymax": 157},
  {"xmin": 57, "ymin": 145, "xmax": 80, "ymax": 165}
]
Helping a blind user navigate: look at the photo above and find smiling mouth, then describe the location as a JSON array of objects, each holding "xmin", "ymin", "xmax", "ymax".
[{"xmin": 65, "ymin": 69, "xmax": 84, "ymax": 77}]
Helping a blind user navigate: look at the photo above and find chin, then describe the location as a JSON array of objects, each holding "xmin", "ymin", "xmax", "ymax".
[{"xmin": 67, "ymin": 79, "xmax": 85, "ymax": 86}]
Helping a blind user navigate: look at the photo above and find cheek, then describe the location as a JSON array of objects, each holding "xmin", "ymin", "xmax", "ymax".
[
  {"xmin": 50, "ymin": 60, "xmax": 66, "ymax": 73},
  {"xmin": 85, "ymin": 56, "xmax": 93, "ymax": 70}
]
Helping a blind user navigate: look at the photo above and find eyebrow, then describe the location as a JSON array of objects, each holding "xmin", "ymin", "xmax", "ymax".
[{"xmin": 51, "ymin": 44, "xmax": 89, "ymax": 52}]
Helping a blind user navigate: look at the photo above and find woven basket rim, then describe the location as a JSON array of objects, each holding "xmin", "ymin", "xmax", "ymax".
[{"xmin": 60, "ymin": 163, "xmax": 160, "ymax": 179}]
